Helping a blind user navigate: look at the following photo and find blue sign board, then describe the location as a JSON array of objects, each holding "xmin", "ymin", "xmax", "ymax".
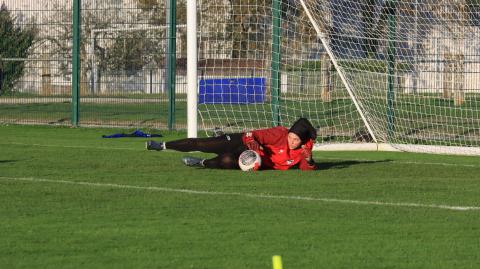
[{"xmin": 199, "ymin": 77, "xmax": 265, "ymax": 104}]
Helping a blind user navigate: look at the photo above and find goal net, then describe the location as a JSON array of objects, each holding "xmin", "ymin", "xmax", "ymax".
[{"xmin": 196, "ymin": 0, "xmax": 480, "ymax": 155}]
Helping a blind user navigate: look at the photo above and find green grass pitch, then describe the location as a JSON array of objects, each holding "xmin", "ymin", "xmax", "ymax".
[{"xmin": 1, "ymin": 124, "xmax": 480, "ymax": 268}]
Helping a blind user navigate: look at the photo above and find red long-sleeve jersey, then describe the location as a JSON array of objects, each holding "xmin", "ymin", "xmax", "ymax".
[{"xmin": 242, "ymin": 126, "xmax": 316, "ymax": 171}]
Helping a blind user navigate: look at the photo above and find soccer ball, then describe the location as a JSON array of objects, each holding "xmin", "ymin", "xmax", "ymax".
[{"xmin": 238, "ymin": 150, "xmax": 262, "ymax": 171}]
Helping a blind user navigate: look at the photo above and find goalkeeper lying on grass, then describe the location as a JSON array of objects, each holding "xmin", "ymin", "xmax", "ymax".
[{"xmin": 146, "ymin": 118, "xmax": 317, "ymax": 170}]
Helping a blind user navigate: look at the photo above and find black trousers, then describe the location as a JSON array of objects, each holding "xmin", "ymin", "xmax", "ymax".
[{"xmin": 165, "ymin": 133, "xmax": 247, "ymax": 169}]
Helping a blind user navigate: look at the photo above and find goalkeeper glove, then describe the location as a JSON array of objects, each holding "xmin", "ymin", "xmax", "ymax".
[
  {"xmin": 301, "ymin": 145, "xmax": 314, "ymax": 165},
  {"xmin": 244, "ymin": 132, "xmax": 261, "ymax": 151}
]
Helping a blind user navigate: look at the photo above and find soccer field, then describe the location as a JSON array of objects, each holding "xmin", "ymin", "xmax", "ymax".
[{"xmin": 1, "ymin": 124, "xmax": 480, "ymax": 268}]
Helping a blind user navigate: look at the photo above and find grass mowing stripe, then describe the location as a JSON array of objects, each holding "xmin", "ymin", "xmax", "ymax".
[
  {"xmin": 1, "ymin": 141, "xmax": 479, "ymax": 168},
  {"xmin": 1, "ymin": 176, "xmax": 479, "ymax": 212},
  {"xmin": 0, "ymin": 142, "xmax": 140, "ymax": 151}
]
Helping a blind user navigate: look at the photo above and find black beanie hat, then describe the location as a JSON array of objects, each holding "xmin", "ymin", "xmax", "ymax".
[{"xmin": 288, "ymin": 118, "xmax": 317, "ymax": 143}]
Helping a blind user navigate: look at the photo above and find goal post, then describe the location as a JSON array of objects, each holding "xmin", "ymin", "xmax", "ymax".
[
  {"xmin": 191, "ymin": 0, "xmax": 480, "ymax": 155},
  {"xmin": 187, "ymin": 0, "xmax": 198, "ymax": 138}
]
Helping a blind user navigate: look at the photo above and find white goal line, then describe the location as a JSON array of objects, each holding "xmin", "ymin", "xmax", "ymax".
[{"xmin": 1, "ymin": 176, "xmax": 478, "ymax": 212}]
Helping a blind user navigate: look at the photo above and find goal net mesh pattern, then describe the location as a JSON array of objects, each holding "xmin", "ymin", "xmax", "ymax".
[{"xmin": 197, "ymin": 0, "xmax": 480, "ymax": 155}]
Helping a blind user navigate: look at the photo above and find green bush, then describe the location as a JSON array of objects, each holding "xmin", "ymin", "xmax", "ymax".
[{"xmin": 0, "ymin": 3, "xmax": 36, "ymax": 95}]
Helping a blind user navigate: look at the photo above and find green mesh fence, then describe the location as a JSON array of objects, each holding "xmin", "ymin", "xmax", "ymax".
[
  {"xmin": 2, "ymin": 0, "xmax": 480, "ymax": 152},
  {"xmin": 0, "ymin": 0, "xmax": 186, "ymax": 129}
]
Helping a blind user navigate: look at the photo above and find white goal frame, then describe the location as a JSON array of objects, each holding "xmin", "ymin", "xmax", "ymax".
[{"xmin": 186, "ymin": 0, "xmax": 480, "ymax": 155}]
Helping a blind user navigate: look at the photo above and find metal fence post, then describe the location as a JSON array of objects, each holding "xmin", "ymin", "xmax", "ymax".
[
  {"xmin": 72, "ymin": 0, "xmax": 81, "ymax": 126},
  {"xmin": 0, "ymin": 56, "xmax": 3, "ymax": 95},
  {"xmin": 167, "ymin": 0, "xmax": 177, "ymax": 130}
]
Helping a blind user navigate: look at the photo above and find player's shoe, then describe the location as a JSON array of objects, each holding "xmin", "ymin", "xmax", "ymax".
[
  {"xmin": 146, "ymin": 140, "xmax": 164, "ymax": 151},
  {"xmin": 182, "ymin": 156, "xmax": 204, "ymax": 167}
]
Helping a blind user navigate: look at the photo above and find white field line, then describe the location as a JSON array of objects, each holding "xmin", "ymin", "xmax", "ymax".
[
  {"xmin": 1, "ymin": 142, "xmax": 479, "ymax": 169},
  {"xmin": 0, "ymin": 176, "xmax": 479, "ymax": 212}
]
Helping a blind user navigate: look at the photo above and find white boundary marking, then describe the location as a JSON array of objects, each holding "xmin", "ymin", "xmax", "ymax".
[
  {"xmin": 2, "ymin": 142, "xmax": 479, "ymax": 168},
  {"xmin": 1, "ymin": 176, "xmax": 479, "ymax": 212}
]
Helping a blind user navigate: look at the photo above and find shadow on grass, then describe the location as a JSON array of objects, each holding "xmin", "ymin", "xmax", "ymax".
[
  {"xmin": 184, "ymin": 159, "xmax": 393, "ymax": 171},
  {"xmin": 316, "ymin": 159, "xmax": 392, "ymax": 170},
  {"xmin": 0, "ymin": 160, "xmax": 19, "ymax": 164}
]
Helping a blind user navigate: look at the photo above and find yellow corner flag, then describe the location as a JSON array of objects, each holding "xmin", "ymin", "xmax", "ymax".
[{"xmin": 272, "ymin": 255, "xmax": 283, "ymax": 269}]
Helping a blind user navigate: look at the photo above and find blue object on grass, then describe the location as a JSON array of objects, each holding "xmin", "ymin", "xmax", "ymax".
[
  {"xmin": 198, "ymin": 77, "xmax": 265, "ymax": 104},
  {"xmin": 102, "ymin": 129, "xmax": 162, "ymax": 138}
]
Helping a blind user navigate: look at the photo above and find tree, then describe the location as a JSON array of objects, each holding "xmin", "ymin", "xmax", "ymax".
[
  {"xmin": 466, "ymin": 0, "xmax": 480, "ymax": 26},
  {"xmin": 0, "ymin": 3, "xmax": 36, "ymax": 94},
  {"xmin": 430, "ymin": 0, "xmax": 470, "ymax": 105},
  {"xmin": 41, "ymin": 1, "xmax": 108, "ymax": 94},
  {"xmin": 104, "ymin": 31, "xmax": 166, "ymax": 73},
  {"xmin": 42, "ymin": 0, "xmax": 185, "ymax": 94},
  {"xmin": 201, "ymin": 0, "xmax": 322, "ymax": 59},
  {"xmin": 101, "ymin": 0, "xmax": 187, "ymax": 73},
  {"xmin": 137, "ymin": 0, "xmax": 186, "ymax": 25},
  {"xmin": 197, "ymin": 0, "xmax": 276, "ymax": 59}
]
